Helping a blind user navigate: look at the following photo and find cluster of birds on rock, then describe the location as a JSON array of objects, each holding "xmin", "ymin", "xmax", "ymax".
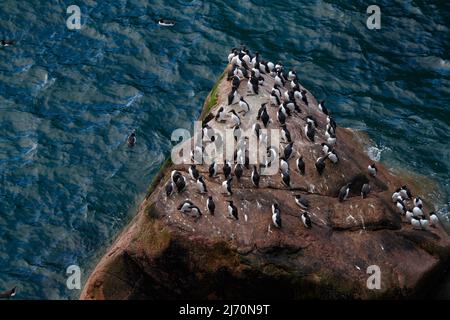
[
  {"xmin": 392, "ymin": 186, "xmax": 439, "ymax": 230},
  {"xmin": 160, "ymin": 45, "xmax": 440, "ymax": 232}
]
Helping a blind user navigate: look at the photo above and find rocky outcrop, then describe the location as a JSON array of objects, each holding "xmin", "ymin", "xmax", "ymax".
[{"xmin": 81, "ymin": 60, "xmax": 450, "ymax": 300}]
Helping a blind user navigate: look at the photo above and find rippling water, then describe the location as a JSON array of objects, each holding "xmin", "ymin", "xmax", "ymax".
[{"xmin": 0, "ymin": 0, "xmax": 448, "ymax": 299}]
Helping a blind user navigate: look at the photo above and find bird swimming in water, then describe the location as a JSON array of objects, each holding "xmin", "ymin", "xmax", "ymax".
[
  {"xmin": 368, "ymin": 163, "xmax": 377, "ymax": 177},
  {"xmin": 338, "ymin": 183, "xmax": 350, "ymax": 202},
  {"xmin": 158, "ymin": 19, "xmax": 176, "ymax": 27},
  {"xmin": 227, "ymin": 201, "xmax": 238, "ymax": 220},
  {"xmin": 295, "ymin": 195, "xmax": 309, "ymax": 210},
  {"xmin": 296, "ymin": 156, "xmax": 305, "ymax": 175},
  {"xmin": 127, "ymin": 130, "xmax": 136, "ymax": 147},
  {"xmin": 272, "ymin": 203, "xmax": 282, "ymax": 228},
  {"xmin": 207, "ymin": 196, "xmax": 215, "ymax": 215},
  {"xmin": 361, "ymin": 183, "xmax": 371, "ymax": 199},
  {"xmin": 301, "ymin": 212, "xmax": 312, "ymax": 229},
  {"xmin": 0, "ymin": 286, "xmax": 16, "ymax": 299},
  {"xmin": 0, "ymin": 40, "xmax": 15, "ymax": 47}
]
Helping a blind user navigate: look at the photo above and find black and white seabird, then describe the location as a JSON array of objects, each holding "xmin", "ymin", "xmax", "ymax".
[
  {"xmin": 196, "ymin": 176, "xmax": 207, "ymax": 193},
  {"xmin": 222, "ymin": 177, "xmax": 233, "ymax": 195},
  {"xmin": 0, "ymin": 40, "xmax": 15, "ymax": 47},
  {"xmin": 301, "ymin": 212, "xmax": 312, "ymax": 228},
  {"xmin": 209, "ymin": 161, "xmax": 218, "ymax": 178},
  {"xmin": 175, "ymin": 175, "xmax": 187, "ymax": 193},
  {"xmin": 280, "ymin": 157, "xmax": 289, "ymax": 174},
  {"xmin": 239, "ymin": 97, "xmax": 250, "ymax": 114},
  {"xmin": 223, "ymin": 161, "xmax": 232, "ymax": 179},
  {"xmin": 392, "ymin": 188, "xmax": 402, "ymax": 203},
  {"xmin": 321, "ymin": 143, "xmax": 331, "ymax": 155},
  {"xmin": 261, "ymin": 108, "xmax": 270, "ymax": 128},
  {"xmin": 165, "ymin": 181, "xmax": 174, "ymax": 197},
  {"xmin": 361, "ymin": 183, "xmax": 371, "ymax": 199},
  {"xmin": 0, "ymin": 286, "xmax": 16, "ymax": 299},
  {"xmin": 228, "ymin": 110, "xmax": 241, "ymax": 128},
  {"xmin": 300, "ymin": 90, "xmax": 308, "ymax": 106},
  {"xmin": 248, "ymin": 72, "xmax": 259, "ymax": 94},
  {"xmin": 227, "ymin": 201, "xmax": 239, "ymax": 220},
  {"xmin": 234, "ymin": 163, "xmax": 243, "ymax": 182},
  {"xmin": 272, "ymin": 203, "xmax": 282, "ymax": 228},
  {"xmin": 189, "ymin": 165, "xmax": 200, "ymax": 180},
  {"xmin": 275, "ymin": 71, "xmax": 285, "ymax": 87},
  {"xmin": 158, "ymin": 19, "xmax": 176, "ymax": 27},
  {"xmin": 338, "ymin": 183, "xmax": 351, "ymax": 202},
  {"xmin": 318, "ymin": 100, "xmax": 329, "ymax": 115},
  {"xmin": 127, "ymin": 131, "xmax": 136, "ymax": 147},
  {"xmin": 215, "ymin": 106, "xmax": 226, "ymax": 122},
  {"xmin": 228, "ymin": 87, "xmax": 238, "ymax": 105},
  {"xmin": 284, "ymin": 142, "xmax": 293, "ymax": 160},
  {"xmin": 368, "ymin": 163, "xmax": 377, "ymax": 177},
  {"xmin": 207, "ymin": 196, "xmax": 215, "ymax": 215},
  {"xmin": 296, "ymin": 156, "xmax": 305, "ymax": 175},
  {"xmin": 295, "ymin": 195, "xmax": 309, "ymax": 210},
  {"xmin": 281, "ymin": 171, "xmax": 291, "ymax": 188},
  {"xmin": 400, "ymin": 185, "xmax": 412, "ymax": 199},
  {"xmin": 396, "ymin": 199, "xmax": 406, "ymax": 214},
  {"xmin": 277, "ymin": 107, "xmax": 286, "ymax": 125},
  {"xmin": 281, "ymin": 124, "xmax": 292, "ymax": 143},
  {"xmin": 430, "ymin": 212, "xmax": 439, "ymax": 227},
  {"xmin": 251, "ymin": 165, "xmax": 260, "ymax": 188},
  {"xmin": 304, "ymin": 122, "xmax": 315, "ymax": 142},
  {"xmin": 272, "ymin": 84, "xmax": 282, "ymax": 98},
  {"xmin": 231, "ymin": 75, "xmax": 241, "ymax": 88},
  {"xmin": 171, "ymin": 170, "xmax": 182, "ymax": 183},
  {"xmin": 413, "ymin": 204, "xmax": 424, "ymax": 218},
  {"xmin": 327, "ymin": 150, "xmax": 339, "ymax": 164},
  {"xmin": 413, "ymin": 197, "xmax": 423, "ymax": 208},
  {"xmin": 315, "ymin": 156, "xmax": 327, "ymax": 175},
  {"xmin": 288, "ymin": 70, "xmax": 297, "ymax": 81},
  {"xmin": 178, "ymin": 200, "xmax": 194, "ymax": 213},
  {"xmin": 270, "ymin": 91, "xmax": 281, "ymax": 107}
]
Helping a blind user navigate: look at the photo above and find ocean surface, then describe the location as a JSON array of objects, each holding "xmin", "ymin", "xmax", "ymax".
[{"xmin": 0, "ymin": 0, "xmax": 449, "ymax": 299}]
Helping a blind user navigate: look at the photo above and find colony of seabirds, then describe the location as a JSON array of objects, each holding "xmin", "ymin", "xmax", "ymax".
[{"xmin": 128, "ymin": 46, "xmax": 439, "ymax": 232}]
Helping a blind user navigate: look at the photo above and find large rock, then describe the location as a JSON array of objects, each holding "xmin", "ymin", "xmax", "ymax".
[{"xmin": 81, "ymin": 63, "xmax": 450, "ymax": 300}]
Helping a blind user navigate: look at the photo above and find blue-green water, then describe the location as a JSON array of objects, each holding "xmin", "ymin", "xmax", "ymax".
[{"xmin": 0, "ymin": 0, "xmax": 448, "ymax": 299}]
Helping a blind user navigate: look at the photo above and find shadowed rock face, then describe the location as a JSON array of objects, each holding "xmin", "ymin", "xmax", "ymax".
[{"xmin": 81, "ymin": 60, "xmax": 450, "ymax": 300}]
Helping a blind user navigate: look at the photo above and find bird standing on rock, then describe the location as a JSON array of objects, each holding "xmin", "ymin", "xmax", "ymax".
[
  {"xmin": 361, "ymin": 183, "xmax": 371, "ymax": 199},
  {"xmin": 272, "ymin": 203, "xmax": 282, "ymax": 228},
  {"xmin": 368, "ymin": 163, "xmax": 377, "ymax": 177},
  {"xmin": 315, "ymin": 156, "xmax": 327, "ymax": 175},
  {"xmin": 227, "ymin": 201, "xmax": 238, "ymax": 220},
  {"xmin": 301, "ymin": 212, "xmax": 312, "ymax": 228},
  {"xmin": 207, "ymin": 196, "xmax": 215, "ymax": 215},
  {"xmin": 296, "ymin": 156, "xmax": 305, "ymax": 175},
  {"xmin": 338, "ymin": 183, "xmax": 351, "ymax": 202}
]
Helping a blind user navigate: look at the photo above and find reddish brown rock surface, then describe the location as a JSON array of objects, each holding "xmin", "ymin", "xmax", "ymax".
[{"xmin": 80, "ymin": 64, "xmax": 450, "ymax": 300}]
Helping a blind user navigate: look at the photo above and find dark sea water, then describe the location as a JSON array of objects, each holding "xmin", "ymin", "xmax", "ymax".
[{"xmin": 0, "ymin": 0, "xmax": 449, "ymax": 299}]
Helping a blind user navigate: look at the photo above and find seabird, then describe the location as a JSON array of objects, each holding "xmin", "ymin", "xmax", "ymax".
[
  {"xmin": 248, "ymin": 73, "xmax": 259, "ymax": 94},
  {"xmin": 228, "ymin": 87, "xmax": 238, "ymax": 105},
  {"xmin": 0, "ymin": 40, "xmax": 15, "ymax": 47},
  {"xmin": 338, "ymin": 183, "xmax": 350, "ymax": 202},
  {"xmin": 0, "ymin": 287, "xmax": 16, "ymax": 299},
  {"xmin": 275, "ymin": 71, "xmax": 285, "ymax": 87},
  {"xmin": 368, "ymin": 163, "xmax": 377, "ymax": 177},
  {"xmin": 256, "ymin": 103, "xmax": 266, "ymax": 120},
  {"xmin": 261, "ymin": 108, "xmax": 270, "ymax": 128},
  {"xmin": 165, "ymin": 181, "xmax": 174, "ymax": 197},
  {"xmin": 196, "ymin": 176, "xmax": 207, "ymax": 193},
  {"xmin": 222, "ymin": 177, "xmax": 233, "ymax": 195},
  {"xmin": 281, "ymin": 124, "xmax": 292, "ymax": 143},
  {"xmin": 315, "ymin": 156, "xmax": 327, "ymax": 175},
  {"xmin": 361, "ymin": 183, "xmax": 371, "ymax": 199},
  {"xmin": 321, "ymin": 143, "xmax": 331, "ymax": 155},
  {"xmin": 171, "ymin": 170, "xmax": 182, "ymax": 184},
  {"xmin": 413, "ymin": 197, "xmax": 423, "ymax": 207},
  {"xmin": 215, "ymin": 106, "xmax": 226, "ymax": 122},
  {"xmin": 406, "ymin": 210, "xmax": 414, "ymax": 222},
  {"xmin": 288, "ymin": 70, "xmax": 297, "ymax": 81},
  {"xmin": 277, "ymin": 107, "xmax": 286, "ymax": 125},
  {"xmin": 209, "ymin": 161, "xmax": 218, "ymax": 178},
  {"xmin": 251, "ymin": 165, "xmax": 260, "ymax": 188},
  {"xmin": 301, "ymin": 212, "xmax": 312, "ymax": 228},
  {"xmin": 223, "ymin": 161, "xmax": 232, "ymax": 179},
  {"xmin": 413, "ymin": 204, "xmax": 424, "ymax": 218},
  {"xmin": 327, "ymin": 150, "xmax": 339, "ymax": 164},
  {"xmin": 158, "ymin": 19, "xmax": 176, "ymax": 27},
  {"xmin": 207, "ymin": 196, "xmax": 215, "ymax": 215},
  {"xmin": 234, "ymin": 163, "xmax": 243, "ymax": 182},
  {"xmin": 430, "ymin": 212, "xmax": 439, "ymax": 227},
  {"xmin": 392, "ymin": 188, "xmax": 402, "ymax": 203},
  {"xmin": 189, "ymin": 165, "xmax": 200, "ymax": 180},
  {"xmin": 227, "ymin": 201, "xmax": 239, "ymax": 220},
  {"xmin": 396, "ymin": 199, "xmax": 406, "ymax": 214},
  {"xmin": 300, "ymin": 90, "xmax": 308, "ymax": 106},
  {"xmin": 318, "ymin": 100, "xmax": 329, "ymax": 115},
  {"xmin": 270, "ymin": 91, "xmax": 281, "ymax": 107},
  {"xmin": 296, "ymin": 156, "xmax": 305, "ymax": 175},
  {"xmin": 175, "ymin": 175, "xmax": 187, "ymax": 193},
  {"xmin": 272, "ymin": 203, "xmax": 282, "ymax": 228},
  {"xmin": 281, "ymin": 171, "xmax": 291, "ymax": 188},
  {"xmin": 295, "ymin": 195, "xmax": 309, "ymax": 210},
  {"xmin": 127, "ymin": 131, "xmax": 136, "ymax": 147},
  {"xmin": 280, "ymin": 157, "xmax": 289, "ymax": 174},
  {"xmin": 284, "ymin": 142, "xmax": 293, "ymax": 160},
  {"xmin": 304, "ymin": 122, "xmax": 315, "ymax": 142},
  {"xmin": 327, "ymin": 132, "xmax": 337, "ymax": 147},
  {"xmin": 239, "ymin": 97, "xmax": 250, "ymax": 114},
  {"xmin": 228, "ymin": 110, "xmax": 241, "ymax": 128},
  {"xmin": 400, "ymin": 185, "xmax": 412, "ymax": 199},
  {"xmin": 253, "ymin": 122, "xmax": 261, "ymax": 139},
  {"xmin": 231, "ymin": 75, "xmax": 241, "ymax": 88},
  {"xmin": 178, "ymin": 200, "xmax": 194, "ymax": 213}
]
